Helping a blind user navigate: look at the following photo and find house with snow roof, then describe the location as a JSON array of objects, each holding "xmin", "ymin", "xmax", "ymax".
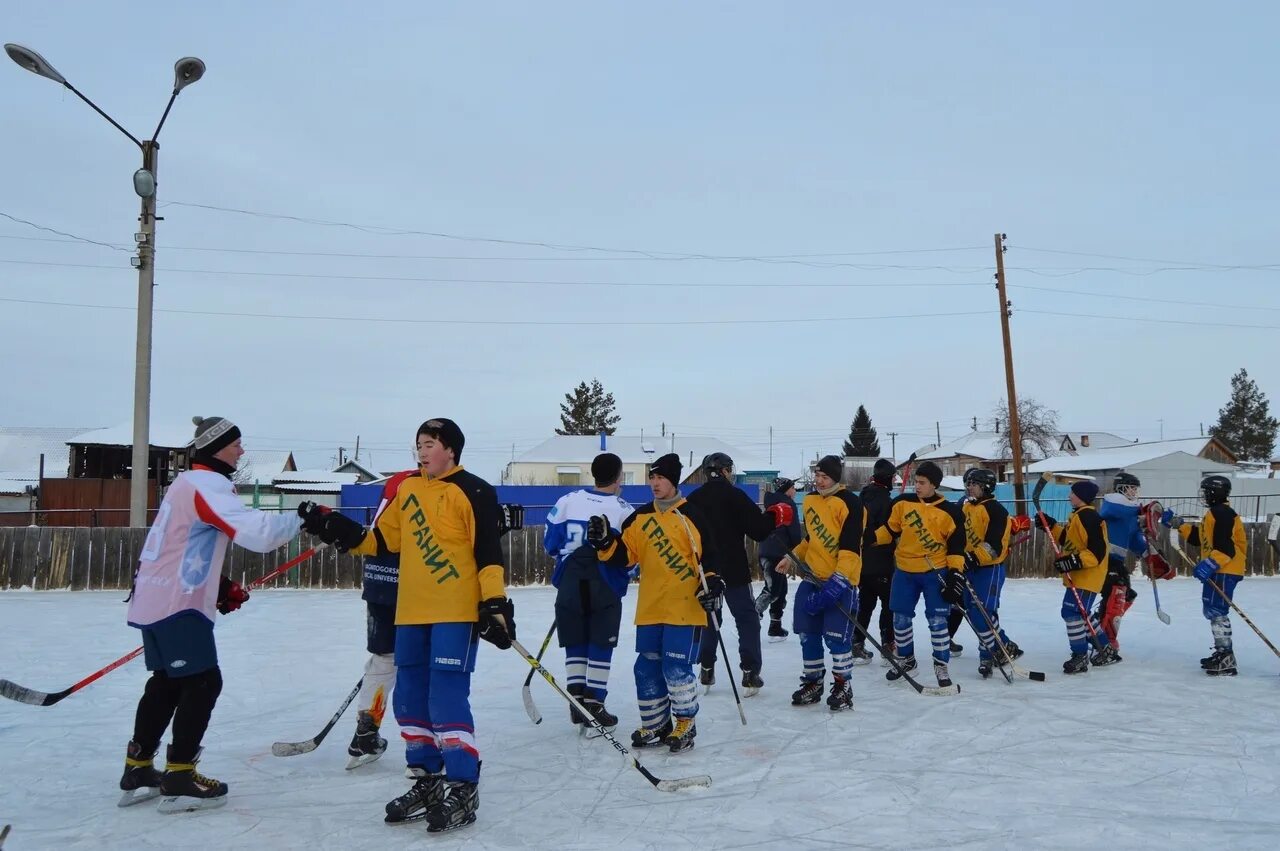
[{"xmin": 502, "ymin": 433, "xmax": 776, "ymax": 486}]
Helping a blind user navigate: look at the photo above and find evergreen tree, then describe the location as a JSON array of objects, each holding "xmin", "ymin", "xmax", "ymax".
[
  {"xmin": 842, "ymin": 405, "xmax": 881, "ymax": 456},
  {"xmin": 1210, "ymin": 368, "xmax": 1278, "ymax": 461},
  {"xmin": 556, "ymin": 378, "xmax": 622, "ymax": 436}
]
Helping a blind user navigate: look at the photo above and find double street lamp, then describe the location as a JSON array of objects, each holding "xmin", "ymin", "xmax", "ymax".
[{"xmin": 5, "ymin": 43, "xmax": 206, "ymax": 527}]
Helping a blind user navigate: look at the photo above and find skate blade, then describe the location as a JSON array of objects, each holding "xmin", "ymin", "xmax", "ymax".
[
  {"xmin": 768, "ymin": 635, "xmax": 788, "ymax": 643},
  {"xmin": 426, "ymin": 814, "xmax": 477, "ymax": 833},
  {"xmin": 117, "ymin": 787, "xmax": 162, "ymax": 808},
  {"xmin": 742, "ymin": 686, "xmax": 760, "ymax": 698},
  {"xmin": 580, "ymin": 724, "xmax": 617, "ymax": 740},
  {"xmin": 384, "ymin": 812, "xmax": 429, "ymax": 825},
  {"xmin": 345, "ymin": 751, "xmax": 385, "ymax": 770},
  {"xmin": 156, "ymin": 794, "xmax": 228, "ymax": 814},
  {"xmin": 851, "ymin": 657, "xmax": 873, "ymax": 666}
]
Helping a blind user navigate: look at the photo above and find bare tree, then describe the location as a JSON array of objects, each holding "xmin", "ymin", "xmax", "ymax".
[{"xmin": 992, "ymin": 397, "xmax": 1060, "ymax": 461}]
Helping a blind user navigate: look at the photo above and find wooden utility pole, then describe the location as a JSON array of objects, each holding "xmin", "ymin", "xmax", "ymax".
[
  {"xmin": 994, "ymin": 232, "xmax": 1027, "ymax": 514},
  {"xmin": 888, "ymin": 432, "xmax": 898, "ymax": 460}
]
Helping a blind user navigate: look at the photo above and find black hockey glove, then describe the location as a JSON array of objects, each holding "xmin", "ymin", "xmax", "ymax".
[
  {"xmin": 478, "ymin": 596, "xmax": 516, "ymax": 650},
  {"xmin": 696, "ymin": 572, "xmax": 725, "ymax": 613},
  {"xmin": 942, "ymin": 569, "xmax": 966, "ymax": 605},
  {"xmin": 297, "ymin": 501, "xmax": 331, "ymax": 536},
  {"xmin": 585, "ymin": 515, "xmax": 614, "ymax": 549},
  {"xmin": 322, "ymin": 512, "xmax": 368, "ymax": 552},
  {"xmin": 963, "ymin": 551, "xmax": 981, "ymax": 573},
  {"xmin": 1053, "ymin": 553, "xmax": 1083, "ymax": 574},
  {"xmin": 498, "ymin": 503, "xmax": 524, "ymax": 537}
]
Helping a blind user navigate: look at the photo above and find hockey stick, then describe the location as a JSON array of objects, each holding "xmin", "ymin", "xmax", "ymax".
[
  {"xmin": 957, "ymin": 572, "xmax": 1047, "ymax": 682},
  {"xmin": 784, "ymin": 548, "xmax": 960, "ymax": 696},
  {"xmin": 521, "ymin": 620, "xmax": 557, "ymax": 725},
  {"xmin": 899, "ymin": 452, "xmax": 917, "ymax": 497},
  {"xmin": 1031, "ymin": 475, "xmax": 1109, "ymax": 655},
  {"xmin": 1164, "ymin": 533, "xmax": 1280, "ymax": 662},
  {"xmin": 272, "ymin": 675, "xmax": 364, "ymax": 756},
  {"xmin": 0, "ymin": 545, "xmax": 322, "ymax": 707},
  {"xmin": 1138, "ymin": 501, "xmax": 1173, "ymax": 625},
  {"xmin": 0, "ymin": 824, "xmax": 9, "ymax": 849},
  {"xmin": 512, "ymin": 637, "xmax": 711, "ymax": 792},
  {"xmin": 673, "ymin": 511, "xmax": 747, "ymax": 724}
]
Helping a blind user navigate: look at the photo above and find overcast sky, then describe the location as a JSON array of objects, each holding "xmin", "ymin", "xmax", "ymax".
[{"xmin": 3, "ymin": 1, "xmax": 1277, "ymax": 480}]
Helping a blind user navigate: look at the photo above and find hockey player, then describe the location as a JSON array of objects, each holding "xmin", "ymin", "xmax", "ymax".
[
  {"xmin": 870, "ymin": 460, "xmax": 964, "ymax": 687},
  {"xmin": 1094, "ymin": 471, "xmax": 1145, "ymax": 649},
  {"xmin": 776, "ymin": 454, "xmax": 863, "ymax": 711},
  {"xmin": 1037, "ymin": 480, "xmax": 1120, "ymax": 673},
  {"xmin": 543, "ymin": 452, "xmax": 635, "ymax": 730},
  {"xmin": 687, "ymin": 452, "xmax": 793, "ymax": 695},
  {"xmin": 952, "ymin": 467, "xmax": 1023, "ymax": 678},
  {"xmin": 588, "ymin": 453, "xmax": 721, "ymax": 753},
  {"xmin": 320, "ymin": 418, "xmax": 514, "ymax": 833},
  {"xmin": 346, "ymin": 467, "xmax": 418, "ymax": 769},
  {"xmin": 1162, "ymin": 475, "xmax": 1247, "ymax": 676},
  {"xmin": 856, "ymin": 459, "xmax": 896, "ymax": 663},
  {"xmin": 121, "ymin": 416, "xmax": 312, "ymax": 812},
  {"xmin": 756, "ymin": 477, "xmax": 803, "ymax": 641}
]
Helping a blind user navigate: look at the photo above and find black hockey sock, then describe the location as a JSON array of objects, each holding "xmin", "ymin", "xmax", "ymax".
[
  {"xmin": 133, "ymin": 671, "xmax": 183, "ymax": 754},
  {"xmin": 170, "ymin": 668, "xmax": 223, "ymax": 764}
]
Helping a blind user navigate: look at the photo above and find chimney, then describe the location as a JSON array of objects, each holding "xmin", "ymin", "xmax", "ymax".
[{"xmin": 599, "ymin": 429, "xmax": 606, "ymax": 452}]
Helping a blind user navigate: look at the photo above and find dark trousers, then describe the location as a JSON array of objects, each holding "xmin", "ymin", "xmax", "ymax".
[
  {"xmin": 699, "ymin": 584, "xmax": 763, "ymax": 673},
  {"xmin": 132, "ymin": 667, "xmax": 223, "ymax": 764},
  {"xmin": 856, "ymin": 563, "xmax": 893, "ymax": 646},
  {"xmin": 760, "ymin": 556, "xmax": 789, "ymax": 619}
]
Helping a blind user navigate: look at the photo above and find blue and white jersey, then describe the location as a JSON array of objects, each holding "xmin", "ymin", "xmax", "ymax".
[
  {"xmin": 544, "ymin": 488, "xmax": 635, "ymax": 595},
  {"xmin": 1099, "ymin": 492, "xmax": 1148, "ymax": 560}
]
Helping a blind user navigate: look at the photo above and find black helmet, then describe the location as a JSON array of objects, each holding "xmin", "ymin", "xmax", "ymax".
[
  {"xmin": 1113, "ymin": 471, "xmax": 1141, "ymax": 493},
  {"xmin": 773, "ymin": 477, "xmax": 795, "ymax": 493},
  {"xmin": 702, "ymin": 452, "xmax": 734, "ymax": 478},
  {"xmin": 1201, "ymin": 474, "xmax": 1231, "ymax": 506},
  {"xmin": 962, "ymin": 467, "xmax": 997, "ymax": 494},
  {"xmin": 872, "ymin": 458, "xmax": 896, "ymax": 484}
]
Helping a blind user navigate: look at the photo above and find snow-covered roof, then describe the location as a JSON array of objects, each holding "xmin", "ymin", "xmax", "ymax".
[
  {"xmin": 273, "ymin": 481, "xmax": 346, "ymax": 494},
  {"xmin": 511, "ymin": 434, "xmax": 773, "ymax": 474},
  {"xmin": 69, "ymin": 419, "xmax": 199, "ymax": 449},
  {"xmin": 273, "ymin": 469, "xmax": 360, "ymax": 485},
  {"xmin": 1058, "ymin": 431, "xmax": 1134, "ymax": 451},
  {"xmin": 917, "ymin": 431, "xmax": 1008, "ymax": 462},
  {"xmin": 0, "ymin": 426, "xmax": 99, "ymax": 479},
  {"xmin": 1026, "ymin": 441, "xmax": 1236, "ymax": 474},
  {"xmin": 236, "ymin": 450, "xmax": 296, "ymax": 484}
]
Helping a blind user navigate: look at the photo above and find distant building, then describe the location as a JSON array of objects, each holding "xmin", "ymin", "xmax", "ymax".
[{"xmin": 1025, "ymin": 437, "xmax": 1239, "ymax": 497}]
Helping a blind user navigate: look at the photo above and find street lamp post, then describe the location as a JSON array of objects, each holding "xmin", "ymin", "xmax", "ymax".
[{"xmin": 5, "ymin": 43, "xmax": 205, "ymax": 527}]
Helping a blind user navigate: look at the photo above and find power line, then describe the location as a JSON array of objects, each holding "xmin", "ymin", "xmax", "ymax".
[
  {"xmin": 1015, "ymin": 244, "xmax": 1279, "ymax": 270},
  {"xmin": 0, "ymin": 295, "xmax": 993, "ymax": 327},
  {"xmin": 0, "ymin": 259, "xmax": 990, "ymax": 290},
  {"xmin": 1011, "ymin": 283, "xmax": 1280, "ymax": 313},
  {"xmin": 1022, "ymin": 308, "xmax": 1280, "ymax": 331},
  {"xmin": 0, "ymin": 212, "xmax": 129, "ymax": 252}
]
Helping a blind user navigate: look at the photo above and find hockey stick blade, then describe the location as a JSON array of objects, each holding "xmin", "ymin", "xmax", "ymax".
[
  {"xmin": 522, "ymin": 684, "xmax": 543, "ymax": 725},
  {"xmin": 271, "ymin": 676, "xmax": 363, "ymax": 758},
  {"xmin": 656, "ymin": 775, "xmax": 713, "ymax": 792},
  {"xmin": 0, "ymin": 679, "xmax": 71, "ymax": 707}
]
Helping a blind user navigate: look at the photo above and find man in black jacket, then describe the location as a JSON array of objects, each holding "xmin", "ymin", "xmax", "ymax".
[
  {"xmin": 857, "ymin": 459, "xmax": 897, "ymax": 662},
  {"xmin": 757, "ymin": 478, "xmax": 803, "ymax": 640},
  {"xmin": 686, "ymin": 453, "xmax": 793, "ymax": 695}
]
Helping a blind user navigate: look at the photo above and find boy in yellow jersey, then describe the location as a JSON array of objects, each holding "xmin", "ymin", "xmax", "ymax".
[
  {"xmin": 776, "ymin": 454, "xmax": 863, "ymax": 711},
  {"xmin": 319, "ymin": 418, "xmax": 513, "ymax": 834},
  {"xmin": 871, "ymin": 460, "xmax": 965, "ymax": 687},
  {"xmin": 1161, "ymin": 475, "xmax": 1247, "ymax": 676},
  {"xmin": 587, "ymin": 453, "xmax": 721, "ymax": 754},
  {"xmin": 1037, "ymin": 480, "xmax": 1120, "ymax": 674},
  {"xmin": 953, "ymin": 468, "xmax": 1023, "ymax": 678}
]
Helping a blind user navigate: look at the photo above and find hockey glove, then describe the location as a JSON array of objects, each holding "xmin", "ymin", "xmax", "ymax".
[
  {"xmin": 1144, "ymin": 551, "xmax": 1175, "ymax": 581},
  {"xmin": 478, "ymin": 596, "xmax": 516, "ymax": 650},
  {"xmin": 1160, "ymin": 509, "xmax": 1183, "ymax": 528},
  {"xmin": 1053, "ymin": 553, "xmax": 1082, "ymax": 574},
  {"xmin": 498, "ymin": 503, "xmax": 524, "ymax": 537},
  {"xmin": 216, "ymin": 576, "xmax": 249, "ymax": 615},
  {"xmin": 942, "ymin": 569, "xmax": 966, "ymax": 605},
  {"xmin": 803, "ymin": 571, "xmax": 852, "ymax": 616},
  {"xmin": 765, "ymin": 502, "xmax": 795, "ymax": 528},
  {"xmin": 696, "ymin": 572, "xmax": 725, "ymax": 613},
  {"xmin": 297, "ymin": 501, "xmax": 331, "ymax": 536},
  {"xmin": 1036, "ymin": 511, "xmax": 1056, "ymax": 531},
  {"xmin": 585, "ymin": 515, "xmax": 614, "ymax": 549},
  {"xmin": 1193, "ymin": 558, "xmax": 1220, "ymax": 583},
  {"xmin": 963, "ymin": 551, "xmax": 982, "ymax": 573},
  {"xmin": 1010, "ymin": 514, "xmax": 1032, "ymax": 534},
  {"xmin": 322, "ymin": 512, "xmax": 368, "ymax": 552}
]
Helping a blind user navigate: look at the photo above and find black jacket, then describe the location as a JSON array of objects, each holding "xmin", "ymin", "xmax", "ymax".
[
  {"xmin": 685, "ymin": 475, "xmax": 778, "ymax": 587},
  {"xmin": 859, "ymin": 481, "xmax": 896, "ymax": 575},
  {"xmin": 759, "ymin": 490, "xmax": 803, "ymax": 562}
]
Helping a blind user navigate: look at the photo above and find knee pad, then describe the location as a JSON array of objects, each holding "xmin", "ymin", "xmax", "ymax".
[{"xmin": 893, "ymin": 613, "xmax": 913, "ymax": 632}]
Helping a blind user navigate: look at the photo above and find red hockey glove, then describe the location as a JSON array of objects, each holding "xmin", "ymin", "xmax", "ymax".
[{"xmin": 217, "ymin": 576, "xmax": 250, "ymax": 615}]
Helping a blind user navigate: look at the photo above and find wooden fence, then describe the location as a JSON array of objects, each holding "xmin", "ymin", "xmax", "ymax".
[{"xmin": 0, "ymin": 524, "xmax": 1275, "ymax": 592}]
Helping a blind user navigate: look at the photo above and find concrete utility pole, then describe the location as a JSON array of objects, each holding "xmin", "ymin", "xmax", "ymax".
[
  {"xmin": 993, "ymin": 232, "xmax": 1027, "ymax": 513},
  {"xmin": 5, "ymin": 44, "xmax": 206, "ymax": 527}
]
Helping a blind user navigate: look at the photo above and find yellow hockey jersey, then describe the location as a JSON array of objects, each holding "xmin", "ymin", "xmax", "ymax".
[
  {"xmin": 1049, "ymin": 505, "xmax": 1108, "ymax": 593},
  {"xmin": 873, "ymin": 494, "xmax": 966, "ymax": 572},
  {"xmin": 792, "ymin": 486, "xmax": 864, "ymax": 584},
  {"xmin": 962, "ymin": 497, "xmax": 1011, "ymax": 568},
  {"xmin": 1177, "ymin": 503, "xmax": 1246, "ymax": 576}
]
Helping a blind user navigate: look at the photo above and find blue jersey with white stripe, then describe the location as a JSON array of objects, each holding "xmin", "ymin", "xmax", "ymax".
[
  {"xmin": 544, "ymin": 488, "xmax": 635, "ymax": 596},
  {"xmin": 1099, "ymin": 492, "xmax": 1148, "ymax": 560}
]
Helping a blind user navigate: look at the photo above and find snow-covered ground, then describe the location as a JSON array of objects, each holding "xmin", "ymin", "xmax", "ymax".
[{"xmin": 3, "ymin": 579, "xmax": 1280, "ymax": 850}]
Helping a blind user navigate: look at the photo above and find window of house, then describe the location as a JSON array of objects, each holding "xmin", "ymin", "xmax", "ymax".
[{"xmin": 556, "ymin": 466, "xmax": 581, "ymax": 487}]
